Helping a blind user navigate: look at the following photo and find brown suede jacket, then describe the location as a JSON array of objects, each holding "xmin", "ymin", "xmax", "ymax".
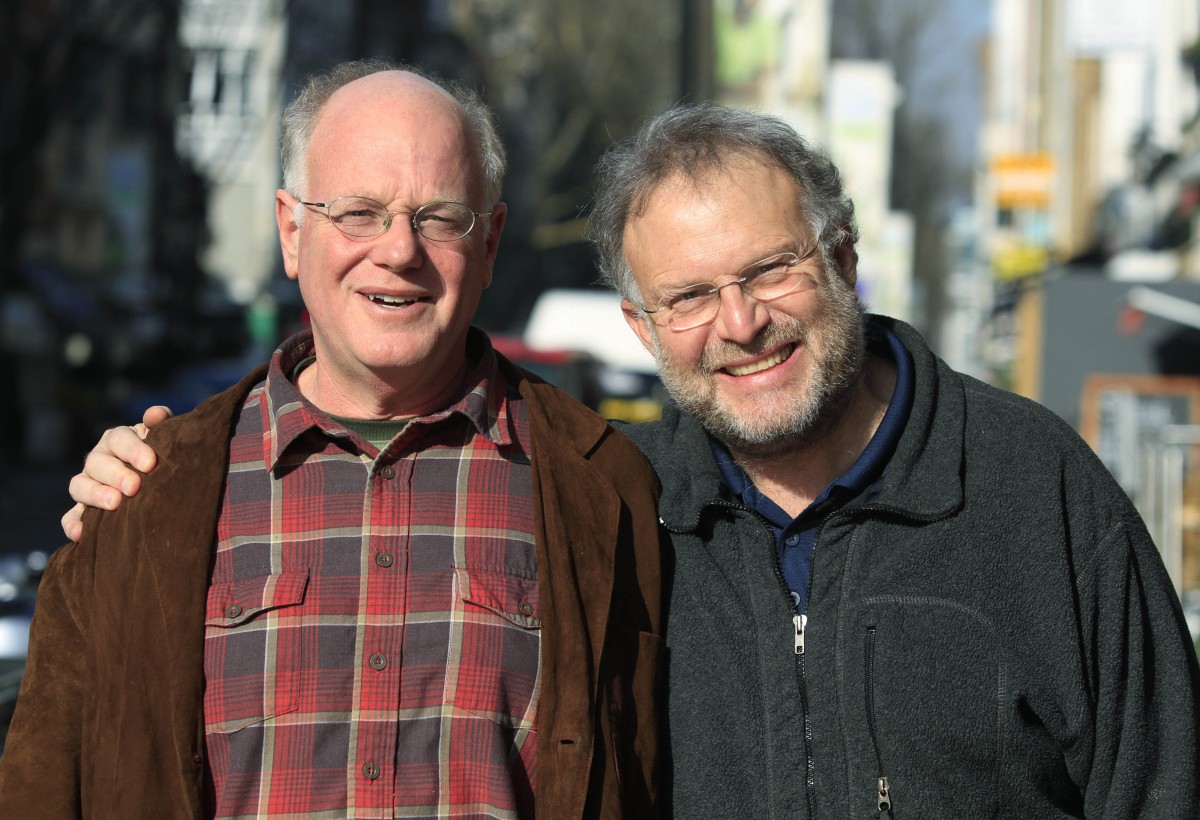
[{"xmin": 0, "ymin": 357, "xmax": 665, "ymax": 819}]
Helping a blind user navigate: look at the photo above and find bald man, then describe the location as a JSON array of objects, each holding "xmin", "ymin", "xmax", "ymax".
[{"xmin": 0, "ymin": 61, "xmax": 665, "ymax": 819}]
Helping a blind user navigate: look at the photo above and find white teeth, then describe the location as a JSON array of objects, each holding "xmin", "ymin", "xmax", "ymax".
[
  {"xmin": 725, "ymin": 345, "xmax": 793, "ymax": 376},
  {"xmin": 367, "ymin": 294, "xmax": 417, "ymax": 307}
]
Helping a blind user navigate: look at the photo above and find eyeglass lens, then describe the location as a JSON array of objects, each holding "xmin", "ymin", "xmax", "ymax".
[
  {"xmin": 662, "ymin": 253, "xmax": 812, "ymax": 329},
  {"xmin": 326, "ymin": 197, "xmax": 476, "ymax": 240}
]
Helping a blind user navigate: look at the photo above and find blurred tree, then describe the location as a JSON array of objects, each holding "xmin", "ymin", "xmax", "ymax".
[
  {"xmin": 0, "ymin": 0, "xmax": 184, "ymax": 302},
  {"xmin": 445, "ymin": 0, "xmax": 682, "ymax": 330}
]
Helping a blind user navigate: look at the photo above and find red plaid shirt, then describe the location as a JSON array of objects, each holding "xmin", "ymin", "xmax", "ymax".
[{"xmin": 203, "ymin": 331, "xmax": 539, "ymax": 819}]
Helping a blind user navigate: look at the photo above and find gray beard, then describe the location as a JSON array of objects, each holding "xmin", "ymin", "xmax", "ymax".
[{"xmin": 653, "ymin": 274, "xmax": 866, "ymax": 459}]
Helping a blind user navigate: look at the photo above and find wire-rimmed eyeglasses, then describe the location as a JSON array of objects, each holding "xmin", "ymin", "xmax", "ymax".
[
  {"xmin": 638, "ymin": 247, "xmax": 821, "ymax": 331},
  {"xmin": 299, "ymin": 195, "xmax": 490, "ymax": 242}
]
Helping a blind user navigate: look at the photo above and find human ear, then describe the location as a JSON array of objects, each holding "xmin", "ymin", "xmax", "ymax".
[
  {"xmin": 621, "ymin": 299, "xmax": 656, "ymax": 354},
  {"xmin": 276, "ymin": 190, "xmax": 301, "ymax": 281},
  {"xmin": 832, "ymin": 238, "xmax": 858, "ymax": 289}
]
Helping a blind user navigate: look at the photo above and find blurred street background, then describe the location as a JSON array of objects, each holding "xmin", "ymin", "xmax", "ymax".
[{"xmin": 2, "ymin": 0, "xmax": 1199, "ymax": 742}]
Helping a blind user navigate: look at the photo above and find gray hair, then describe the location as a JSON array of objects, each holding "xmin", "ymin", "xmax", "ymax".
[
  {"xmin": 591, "ymin": 102, "xmax": 857, "ymax": 302},
  {"xmin": 279, "ymin": 59, "xmax": 506, "ymax": 209}
]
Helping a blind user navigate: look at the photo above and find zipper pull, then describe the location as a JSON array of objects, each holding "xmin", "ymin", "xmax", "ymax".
[
  {"xmin": 876, "ymin": 776, "xmax": 891, "ymax": 812},
  {"xmin": 793, "ymin": 613, "xmax": 807, "ymax": 654}
]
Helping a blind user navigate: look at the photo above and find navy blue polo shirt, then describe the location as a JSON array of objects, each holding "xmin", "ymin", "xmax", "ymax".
[{"xmin": 711, "ymin": 323, "xmax": 914, "ymax": 614}]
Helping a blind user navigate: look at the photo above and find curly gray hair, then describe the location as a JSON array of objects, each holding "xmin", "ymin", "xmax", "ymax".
[{"xmin": 591, "ymin": 102, "xmax": 857, "ymax": 302}]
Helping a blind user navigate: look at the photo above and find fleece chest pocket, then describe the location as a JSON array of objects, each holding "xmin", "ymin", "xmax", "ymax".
[
  {"xmin": 847, "ymin": 599, "xmax": 1004, "ymax": 817},
  {"xmin": 449, "ymin": 565, "xmax": 541, "ymax": 729},
  {"xmin": 204, "ymin": 570, "xmax": 310, "ymax": 733}
]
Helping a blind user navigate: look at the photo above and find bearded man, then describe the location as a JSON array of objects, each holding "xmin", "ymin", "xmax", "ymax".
[{"xmin": 591, "ymin": 103, "xmax": 1199, "ymax": 819}]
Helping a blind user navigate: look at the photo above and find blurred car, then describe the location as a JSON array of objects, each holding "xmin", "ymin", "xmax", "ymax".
[
  {"xmin": 490, "ymin": 334, "xmax": 606, "ymax": 410},
  {"xmin": 489, "ymin": 334, "xmax": 664, "ymax": 422},
  {"xmin": 1183, "ymin": 589, "xmax": 1200, "ymax": 646},
  {"xmin": 0, "ymin": 549, "xmax": 48, "ymax": 754}
]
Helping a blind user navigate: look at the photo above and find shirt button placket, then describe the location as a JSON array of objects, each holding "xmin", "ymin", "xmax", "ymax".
[
  {"xmin": 365, "ymin": 457, "xmax": 401, "ymax": 804},
  {"xmin": 373, "ymin": 465, "xmax": 396, "ymax": 570}
]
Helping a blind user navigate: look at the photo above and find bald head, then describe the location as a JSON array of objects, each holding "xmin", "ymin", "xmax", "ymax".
[
  {"xmin": 279, "ymin": 60, "xmax": 506, "ymax": 207},
  {"xmin": 309, "ymin": 72, "xmax": 482, "ymax": 205}
]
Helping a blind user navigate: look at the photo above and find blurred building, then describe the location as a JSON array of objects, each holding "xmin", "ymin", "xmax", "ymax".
[
  {"xmin": 979, "ymin": 0, "xmax": 1200, "ymax": 390},
  {"xmin": 707, "ymin": 0, "xmax": 915, "ymax": 322},
  {"xmin": 825, "ymin": 61, "xmax": 913, "ymax": 322},
  {"xmin": 978, "ymin": 0, "xmax": 1200, "ymax": 595},
  {"xmin": 177, "ymin": 0, "xmax": 287, "ymax": 308},
  {"xmin": 0, "ymin": 2, "xmax": 226, "ymax": 466}
]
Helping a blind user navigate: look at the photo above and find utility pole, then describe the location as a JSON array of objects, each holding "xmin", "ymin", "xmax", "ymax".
[{"xmin": 680, "ymin": 0, "xmax": 714, "ymax": 103}]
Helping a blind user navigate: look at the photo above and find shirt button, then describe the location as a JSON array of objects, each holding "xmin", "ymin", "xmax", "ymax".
[
  {"xmin": 379, "ymin": 466, "xmax": 396, "ymax": 479},
  {"xmin": 518, "ymin": 597, "xmax": 534, "ymax": 616},
  {"xmin": 362, "ymin": 761, "xmax": 380, "ymax": 780},
  {"xmin": 376, "ymin": 552, "xmax": 394, "ymax": 568},
  {"xmin": 369, "ymin": 652, "xmax": 387, "ymax": 671},
  {"xmin": 785, "ymin": 534, "xmax": 800, "ymax": 547},
  {"xmin": 225, "ymin": 604, "xmax": 243, "ymax": 619}
]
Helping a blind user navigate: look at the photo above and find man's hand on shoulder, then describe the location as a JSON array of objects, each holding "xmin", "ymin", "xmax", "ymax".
[{"xmin": 61, "ymin": 405, "xmax": 173, "ymax": 541}]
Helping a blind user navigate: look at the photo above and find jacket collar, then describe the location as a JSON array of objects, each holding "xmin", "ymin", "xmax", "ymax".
[
  {"xmin": 508, "ymin": 361, "xmax": 614, "ymax": 461},
  {"xmin": 621, "ymin": 398, "xmax": 726, "ymax": 531},
  {"xmin": 133, "ymin": 345, "xmax": 609, "ymax": 536},
  {"xmin": 624, "ymin": 315, "xmax": 965, "ymax": 532},
  {"xmin": 870, "ymin": 316, "xmax": 964, "ymax": 521}
]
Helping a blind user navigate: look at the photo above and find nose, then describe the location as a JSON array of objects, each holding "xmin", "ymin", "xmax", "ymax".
[
  {"xmin": 711, "ymin": 281, "xmax": 770, "ymax": 344},
  {"xmin": 367, "ymin": 212, "xmax": 423, "ymax": 271}
]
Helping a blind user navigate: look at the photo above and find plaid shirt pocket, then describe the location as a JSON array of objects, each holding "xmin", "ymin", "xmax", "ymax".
[
  {"xmin": 204, "ymin": 569, "xmax": 310, "ymax": 734},
  {"xmin": 450, "ymin": 565, "xmax": 541, "ymax": 730}
]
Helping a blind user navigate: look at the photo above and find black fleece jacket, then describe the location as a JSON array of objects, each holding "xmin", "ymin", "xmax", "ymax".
[{"xmin": 621, "ymin": 316, "xmax": 1200, "ymax": 819}]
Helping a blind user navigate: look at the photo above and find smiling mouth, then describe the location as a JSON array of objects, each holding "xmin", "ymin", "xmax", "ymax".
[
  {"xmin": 366, "ymin": 294, "xmax": 423, "ymax": 308},
  {"xmin": 722, "ymin": 343, "xmax": 796, "ymax": 377}
]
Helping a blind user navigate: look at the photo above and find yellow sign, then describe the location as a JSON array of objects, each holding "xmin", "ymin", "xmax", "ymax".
[
  {"xmin": 598, "ymin": 397, "xmax": 662, "ymax": 423},
  {"xmin": 993, "ymin": 243, "xmax": 1051, "ymax": 282},
  {"xmin": 991, "ymin": 153, "xmax": 1055, "ymax": 208}
]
